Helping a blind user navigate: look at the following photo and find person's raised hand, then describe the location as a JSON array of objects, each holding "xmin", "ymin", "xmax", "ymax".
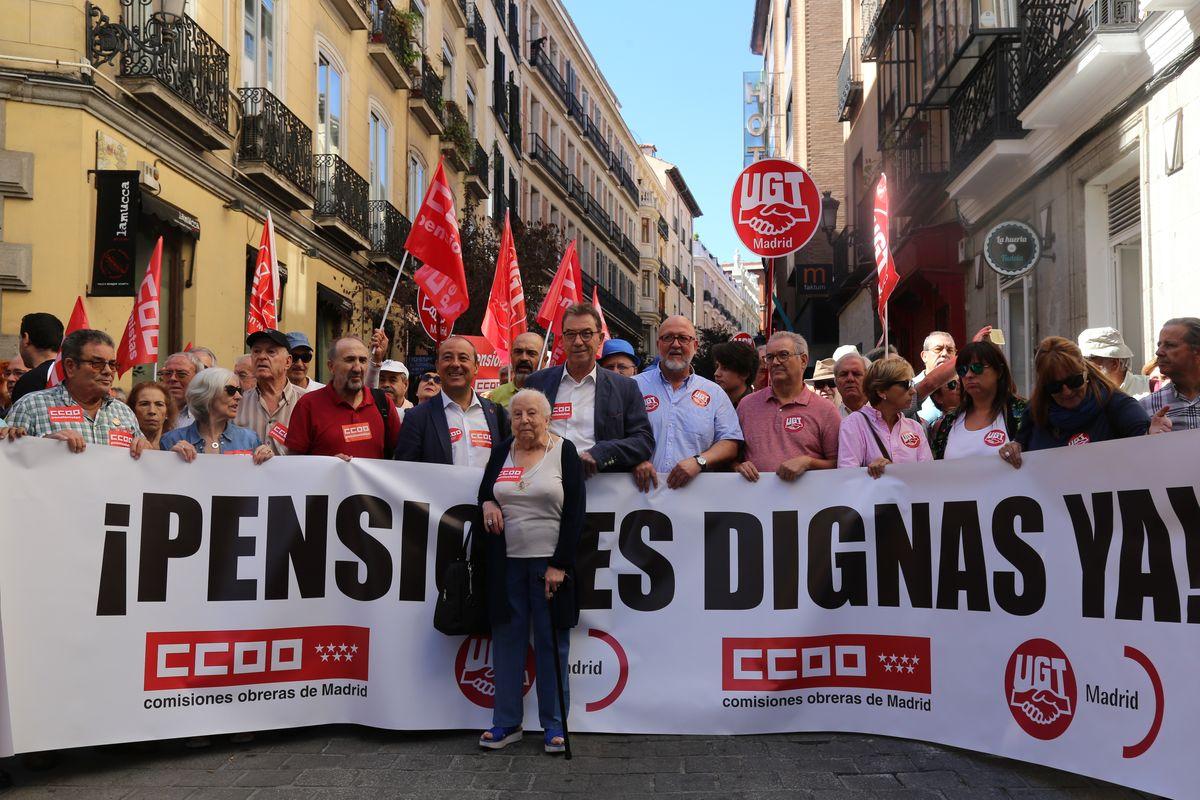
[{"xmin": 1148, "ymin": 406, "xmax": 1173, "ymax": 435}]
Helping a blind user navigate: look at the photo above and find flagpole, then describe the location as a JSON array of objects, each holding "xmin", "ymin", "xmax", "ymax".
[
  {"xmin": 536, "ymin": 330, "xmax": 552, "ymax": 370},
  {"xmin": 378, "ymin": 252, "xmax": 412, "ymax": 331}
]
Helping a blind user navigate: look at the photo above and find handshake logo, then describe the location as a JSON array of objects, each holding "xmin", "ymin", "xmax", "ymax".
[{"xmin": 1004, "ymin": 638, "xmax": 1077, "ymax": 740}]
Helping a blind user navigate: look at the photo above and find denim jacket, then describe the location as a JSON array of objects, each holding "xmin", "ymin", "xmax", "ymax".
[{"xmin": 160, "ymin": 421, "xmax": 263, "ymax": 454}]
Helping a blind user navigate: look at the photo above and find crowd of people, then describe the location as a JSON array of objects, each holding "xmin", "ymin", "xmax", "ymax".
[{"xmin": 1, "ymin": 304, "xmax": 1198, "ymax": 757}]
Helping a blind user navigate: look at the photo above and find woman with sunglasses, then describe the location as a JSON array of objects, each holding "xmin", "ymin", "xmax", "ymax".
[
  {"xmin": 414, "ymin": 371, "xmax": 442, "ymax": 403},
  {"xmin": 837, "ymin": 356, "xmax": 932, "ymax": 478},
  {"xmin": 160, "ymin": 368, "xmax": 274, "ymax": 464},
  {"xmin": 930, "ymin": 341, "xmax": 1026, "ymax": 460},
  {"xmin": 999, "ymin": 337, "xmax": 1149, "ymax": 468}
]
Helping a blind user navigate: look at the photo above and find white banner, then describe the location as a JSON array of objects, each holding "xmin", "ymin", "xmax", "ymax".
[{"xmin": 1, "ymin": 434, "xmax": 1197, "ymax": 799}]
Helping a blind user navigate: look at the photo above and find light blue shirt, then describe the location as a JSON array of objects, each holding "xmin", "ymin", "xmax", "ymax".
[
  {"xmin": 634, "ymin": 366, "xmax": 743, "ymax": 473},
  {"xmin": 160, "ymin": 421, "xmax": 263, "ymax": 454}
]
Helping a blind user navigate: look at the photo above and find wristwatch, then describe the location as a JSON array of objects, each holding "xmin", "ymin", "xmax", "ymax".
[{"xmin": 695, "ymin": 455, "xmax": 708, "ymax": 471}]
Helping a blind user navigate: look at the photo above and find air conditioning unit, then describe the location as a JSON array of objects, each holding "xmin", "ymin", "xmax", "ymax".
[{"xmin": 137, "ymin": 161, "xmax": 160, "ymax": 193}]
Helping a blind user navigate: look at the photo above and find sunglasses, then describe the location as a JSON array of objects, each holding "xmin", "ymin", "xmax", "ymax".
[
  {"xmin": 420, "ymin": 373, "xmax": 441, "ymax": 383},
  {"xmin": 939, "ymin": 380, "xmax": 959, "ymax": 392},
  {"xmin": 812, "ymin": 380, "xmax": 835, "ymax": 390},
  {"xmin": 956, "ymin": 362, "xmax": 987, "ymax": 377},
  {"xmin": 888, "ymin": 379, "xmax": 916, "ymax": 391},
  {"xmin": 291, "ymin": 351, "xmax": 313, "ymax": 363},
  {"xmin": 1045, "ymin": 373, "xmax": 1086, "ymax": 395},
  {"xmin": 222, "ymin": 385, "xmax": 244, "ymax": 397}
]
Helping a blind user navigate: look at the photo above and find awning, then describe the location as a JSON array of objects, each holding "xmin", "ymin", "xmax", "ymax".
[{"xmin": 142, "ymin": 193, "xmax": 201, "ymax": 239}]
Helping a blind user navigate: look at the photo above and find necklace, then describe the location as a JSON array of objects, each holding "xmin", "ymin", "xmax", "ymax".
[
  {"xmin": 515, "ymin": 437, "xmax": 553, "ymax": 491},
  {"xmin": 209, "ymin": 440, "xmax": 220, "ymax": 450}
]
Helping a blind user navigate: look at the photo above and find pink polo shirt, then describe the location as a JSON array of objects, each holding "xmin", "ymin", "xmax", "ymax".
[
  {"xmin": 837, "ymin": 406, "xmax": 932, "ymax": 468},
  {"xmin": 736, "ymin": 386, "xmax": 841, "ymax": 472}
]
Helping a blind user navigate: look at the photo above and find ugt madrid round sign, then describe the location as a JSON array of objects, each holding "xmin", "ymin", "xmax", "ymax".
[{"xmin": 731, "ymin": 158, "xmax": 822, "ymax": 258}]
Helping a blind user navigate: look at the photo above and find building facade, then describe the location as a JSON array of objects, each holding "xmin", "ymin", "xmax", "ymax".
[
  {"xmin": 639, "ymin": 144, "xmax": 699, "ymax": 326},
  {"xmin": 695, "ymin": 241, "xmax": 761, "ymax": 335}
]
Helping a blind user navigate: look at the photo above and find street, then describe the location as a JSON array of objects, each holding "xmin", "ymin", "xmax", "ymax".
[{"xmin": 0, "ymin": 727, "xmax": 1159, "ymax": 799}]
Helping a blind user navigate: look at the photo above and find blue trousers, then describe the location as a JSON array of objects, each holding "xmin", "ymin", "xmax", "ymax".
[{"xmin": 491, "ymin": 557, "xmax": 570, "ymax": 731}]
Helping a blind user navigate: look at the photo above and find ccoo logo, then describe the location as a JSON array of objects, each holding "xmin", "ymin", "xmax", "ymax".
[{"xmin": 1004, "ymin": 638, "xmax": 1077, "ymax": 740}]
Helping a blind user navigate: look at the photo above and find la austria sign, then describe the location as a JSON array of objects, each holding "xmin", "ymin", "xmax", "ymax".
[{"xmin": 731, "ymin": 158, "xmax": 823, "ymax": 258}]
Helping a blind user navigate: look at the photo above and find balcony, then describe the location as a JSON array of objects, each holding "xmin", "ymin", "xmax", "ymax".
[
  {"xmin": 530, "ymin": 41, "xmax": 568, "ymax": 107},
  {"xmin": 327, "ymin": 0, "xmax": 370, "ymax": 30},
  {"xmin": 492, "ymin": 0, "xmax": 506, "ymax": 25},
  {"xmin": 465, "ymin": 139, "xmax": 489, "ymax": 200},
  {"xmin": 313, "ymin": 154, "xmax": 371, "ymax": 250},
  {"xmin": 507, "ymin": 81, "xmax": 522, "ymax": 155},
  {"xmin": 368, "ymin": 0, "xmax": 416, "ymax": 90},
  {"xmin": 838, "ymin": 37, "xmax": 863, "ymax": 122},
  {"xmin": 673, "ymin": 267, "xmax": 682, "ymax": 287},
  {"xmin": 620, "ymin": 233, "xmax": 640, "ymax": 268},
  {"xmin": 408, "ymin": 58, "xmax": 445, "ymax": 135},
  {"xmin": 582, "ymin": 116, "xmax": 612, "ymax": 165},
  {"xmin": 440, "ymin": 102, "xmax": 474, "ymax": 172},
  {"xmin": 493, "ymin": 76, "xmax": 510, "ymax": 134},
  {"xmin": 658, "ymin": 264, "xmax": 670, "ymax": 284},
  {"xmin": 507, "ymin": 1, "xmax": 521, "ymax": 59},
  {"xmin": 584, "ymin": 194, "xmax": 612, "ymax": 239},
  {"xmin": 465, "ymin": 2, "xmax": 487, "ymax": 67},
  {"xmin": 566, "ymin": 93, "xmax": 585, "ymax": 130},
  {"xmin": 920, "ymin": 0, "xmax": 1019, "ymax": 107},
  {"xmin": 237, "ymin": 87, "xmax": 314, "ymax": 209},
  {"xmin": 529, "ymin": 132, "xmax": 568, "ymax": 187},
  {"xmin": 860, "ymin": 0, "xmax": 882, "ymax": 60},
  {"xmin": 890, "ymin": 110, "xmax": 950, "ymax": 218},
  {"xmin": 657, "ymin": 215, "xmax": 669, "ymax": 241},
  {"xmin": 565, "ymin": 175, "xmax": 585, "ymax": 209},
  {"xmin": 368, "ymin": 200, "xmax": 411, "ymax": 271},
  {"xmin": 492, "ymin": 183, "xmax": 507, "ymax": 224},
  {"xmin": 447, "ymin": 0, "xmax": 468, "ymax": 29},
  {"xmin": 117, "ymin": 14, "xmax": 232, "ymax": 150},
  {"xmin": 612, "ymin": 161, "xmax": 637, "ymax": 203},
  {"xmin": 1020, "ymin": 0, "xmax": 1145, "ymax": 129}
]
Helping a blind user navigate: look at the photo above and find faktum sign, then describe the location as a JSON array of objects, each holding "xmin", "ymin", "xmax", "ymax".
[{"xmin": 983, "ymin": 220, "xmax": 1042, "ymax": 279}]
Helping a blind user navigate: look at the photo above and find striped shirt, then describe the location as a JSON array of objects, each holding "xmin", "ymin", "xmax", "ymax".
[
  {"xmin": 235, "ymin": 380, "xmax": 304, "ymax": 454},
  {"xmin": 1139, "ymin": 384, "xmax": 1200, "ymax": 432},
  {"xmin": 7, "ymin": 384, "xmax": 143, "ymax": 446}
]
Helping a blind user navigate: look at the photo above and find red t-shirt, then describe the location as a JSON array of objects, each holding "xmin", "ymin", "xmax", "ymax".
[{"xmin": 284, "ymin": 385, "xmax": 399, "ymax": 458}]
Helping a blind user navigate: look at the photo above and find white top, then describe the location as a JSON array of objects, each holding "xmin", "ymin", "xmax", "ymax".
[
  {"xmin": 943, "ymin": 411, "xmax": 1009, "ymax": 461},
  {"xmin": 440, "ymin": 390, "xmax": 493, "ymax": 468},
  {"xmin": 171, "ymin": 406, "xmax": 194, "ymax": 431},
  {"xmin": 297, "ymin": 378, "xmax": 325, "ymax": 393},
  {"xmin": 550, "ymin": 365, "xmax": 597, "ymax": 453},
  {"xmin": 493, "ymin": 438, "xmax": 565, "ymax": 558},
  {"xmin": 1120, "ymin": 371, "xmax": 1152, "ymax": 400}
]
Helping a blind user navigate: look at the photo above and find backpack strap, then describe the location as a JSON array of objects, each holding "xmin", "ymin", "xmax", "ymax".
[
  {"xmin": 857, "ymin": 409, "xmax": 892, "ymax": 462},
  {"xmin": 370, "ymin": 388, "xmax": 393, "ymax": 448}
]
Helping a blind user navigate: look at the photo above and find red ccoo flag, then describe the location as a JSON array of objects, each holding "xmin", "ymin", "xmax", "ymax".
[
  {"xmin": 872, "ymin": 173, "xmax": 900, "ymax": 331},
  {"xmin": 116, "ymin": 236, "xmax": 163, "ymax": 376},
  {"xmin": 247, "ymin": 211, "xmax": 280, "ymax": 335},
  {"xmin": 481, "ymin": 211, "xmax": 527, "ymax": 362},
  {"xmin": 408, "ymin": 158, "xmax": 469, "ymax": 323},
  {"xmin": 591, "ymin": 286, "xmax": 610, "ymax": 356},
  {"xmin": 536, "ymin": 241, "xmax": 584, "ymax": 366},
  {"xmin": 46, "ymin": 296, "xmax": 91, "ymax": 388}
]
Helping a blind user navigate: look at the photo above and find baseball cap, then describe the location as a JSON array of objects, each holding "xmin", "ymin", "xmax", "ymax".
[
  {"xmin": 379, "ymin": 359, "xmax": 409, "ymax": 377},
  {"xmin": 1077, "ymin": 327, "xmax": 1134, "ymax": 360},
  {"xmin": 600, "ymin": 338, "xmax": 638, "ymax": 365},
  {"xmin": 245, "ymin": 329, "xmax": 290, "ymax": 350},
  {"xmin": 285, "ymin": 331, "xmax": 314, "ymax": 352}
]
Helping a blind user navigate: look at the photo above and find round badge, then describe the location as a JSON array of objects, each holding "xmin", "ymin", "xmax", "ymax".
[
  {"xmin": 1068, "ymin": 432, "xmax": 1091, "ymax": 446},
  {"xmin": 783, "ymin": 416, "xmax": 804, "ymax": 432},
  {"xmin": 983, "ymin": 430, "xmax": 1007, "ymax": 447},
  {"xmin": 643, "ymin": 395, "xmax": 660, "ymax": 413},
  {"xmin": 691, "ymin": 390, "xmax": 711, "ymax": 408},
  {"xmin": 900, "ymin": 431, "xmax": 921, "ymax": 449},
  {"xmin": 1003, "ymin": 638, "xmax": 1077, "ymax": 741}
]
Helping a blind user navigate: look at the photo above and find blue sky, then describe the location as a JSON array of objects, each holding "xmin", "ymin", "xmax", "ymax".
[{"xmin": 562, "ymin": 0, "xmax": 761, "ymax": 265}]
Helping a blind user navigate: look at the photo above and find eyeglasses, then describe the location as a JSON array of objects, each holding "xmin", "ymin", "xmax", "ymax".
[
  {"xmin": 888, "ymin": 379, "xmax": 916, "ymax": 391},
  {"xmin": 658, "ymin": 334, "xmax": 697, "ymax": 345},
  {"xmin": 420, "ymin": 373, "xmax": 441, "ymax": 383},
  {"xmin": 1045, "ymin": 373, "xmax": 1086, "ymax": 395},
  {"xmin": 561, "ymin": 329, "xmax": 597, "ymax": 342},
  {"xmin": 812, "ymin": 379, "xmax": 835, "ymax": 390},
  {"xmin": 73, "ymin": 358, "xmax": 119, "ymax": 373},
  {"xmin": 762, "ymin": 351, "xmax": 797, "ymax": 364},
  {"xmin": 160, "ymin": 369, "xmax": 193, "ymax": 379},
  {"xmin": 956, "ymin": 362, "xmax": 987, "ymax": 378},
  {"xmin": 222, "ymin": 385, "xmax": 244, "ymax": 397},
  {"xmin": 291, "ymin": 351, "xmax": 313, "ymax": 363}
]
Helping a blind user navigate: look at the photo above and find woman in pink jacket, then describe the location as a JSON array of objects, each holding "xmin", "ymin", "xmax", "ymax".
[{"xmin": 837, "ymin": 356, "xmax": 933, "ymax": 477}]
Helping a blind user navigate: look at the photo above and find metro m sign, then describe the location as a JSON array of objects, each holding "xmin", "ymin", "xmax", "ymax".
[{"xmin": 730, "ymin": 159, "xmax": 822, "ymax": 258}]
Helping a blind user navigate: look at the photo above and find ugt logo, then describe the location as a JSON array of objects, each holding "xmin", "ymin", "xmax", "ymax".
[
  {"xmin": 736, "ymin": 170, "xmax": 811, "ymax": 237},
  {"xmin": 1004, "ymin": 638, "xmax": 1077, "ymax": 740}
]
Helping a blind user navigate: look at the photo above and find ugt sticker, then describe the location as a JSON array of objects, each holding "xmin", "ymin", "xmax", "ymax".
[
  {"xmin": 643, "ymin": 395, "xmax": 660, "ymax": 413},
  {"xmin": 691, "ymin": 390, "xmax": 711, "ymax": 408}
]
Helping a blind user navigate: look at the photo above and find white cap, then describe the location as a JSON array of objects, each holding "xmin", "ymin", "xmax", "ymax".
[
  {"xmin": 1077, "ymin": 327, "xmax": 1133, "ymax": 359},
  {"xmin": 379, "ymin": 359, "xmax": 408, "ymax": 377},
  {"xmin": 832, "ymin": 345, "xmax": 862, "ymax": 362}
]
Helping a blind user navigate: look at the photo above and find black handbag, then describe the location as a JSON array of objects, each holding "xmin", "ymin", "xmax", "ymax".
[{"xmin": 433, "ymin": 529, "xmax": 490, "ymax": 636}]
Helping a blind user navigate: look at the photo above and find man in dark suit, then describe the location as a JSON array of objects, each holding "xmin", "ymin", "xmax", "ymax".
[
  {"xmin": 394, "ymin": 336, "xmax": 509, "ymax": 465},
  {"xmin": 523, "ymin": 303, "xmax": 654, "ymax": 476}
]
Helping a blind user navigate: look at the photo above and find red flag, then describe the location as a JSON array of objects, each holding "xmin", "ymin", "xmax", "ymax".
[
  {"xmin": 481, "ymin": 211, "xmax": 527, "ymax": 362},
  {"xmin": 116, "ymin": 237, "xmax": 163, "ymax": 376},
  {"xmin": 247, "ymin": 211, "xmax": 280, "ymax": 335},
  {"xmin": 872, "ymin": 173, "xmax": 900, "ymax": 329},
  {"xmin": 408, "ymin": 159, "xmax": 469, "ymax": 323},
  {"xmin": 535, "ymin": 241, "xmax": 584, "ymax": 366},
  {"xmin": 46, "ymin": 296, "xmax": 91, "ymax": 388},
  {"xmin": 591, "ymin": 286, "xmax": 610, "ymax": 357}
]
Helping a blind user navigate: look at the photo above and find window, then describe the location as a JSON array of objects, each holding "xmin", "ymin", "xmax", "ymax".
[
  {"xmin": 369, "ymin": 110, "xmax": 389, "ymax": 201},
  {"xmin": 411, "ymin": 0, "xmax": 426, "ymax": 49},
  {"xmin": 999, "ymin": 276, "xmax": 1033, "ymax": 395},
  {"xmin": 785, "ymin": 93, "xmax": 793, "ymax": 143},
  {"xmin": 242, "ymin": 0, "xmax": 275, "ymax": 89},
  {"xmin": 442, "ymin": 41, "xmax": 455, "ymax": 98},
  {"xmin": 465, "ymin": 83, "xmax": 477, "ymax": 135},
  {"xmin": 642, "ymin": 271, "xmax": 651, "ymax": 297},
  {"xmin": 783, "ymin": 0, "xmax": 792, "ymax": 45},
  {"xmin": 407, "ymin": 151, "xmax": 426, "ymax": 214},
  {"xmin": 317, "ymin": 53, "xmax": 343, "ymax": 155},
  {"xmin": 1165, "ymin": 110, "xmax": 1184, "ymax": 176}
]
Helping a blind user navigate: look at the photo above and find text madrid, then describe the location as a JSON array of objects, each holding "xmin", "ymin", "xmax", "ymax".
[{"xmin": 94, "ymin": 489, "xmax": 1200, "ymax": 623}]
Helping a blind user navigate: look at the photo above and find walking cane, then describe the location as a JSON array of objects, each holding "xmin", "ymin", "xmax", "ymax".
[{"xmin": 547, "ymin": 578, "xmax": 572, "ymax": 760}]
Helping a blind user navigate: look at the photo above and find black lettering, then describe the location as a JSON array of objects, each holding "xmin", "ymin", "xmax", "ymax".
[
  {"xmin": 1116, "ymin": 490, "xmax": 1180, "ymax": 622},
  {"xmin": 264, "ymin": 496, "xmax": 328, "ymax": 600},
  {"xmin": 807, "ymin": 506, "xmax": 867, "ymax": 609},
  {"xmin": 703, "ymin": 512, "xmax": 763, "ymax": 610},
  {"xmin": 874, "ymin": 503, "xmax": 932, "ymax": 608},
  {"xmin": 96, "ymin": 503, "xmax": 130, "ymax": 616},
  {"xmin": 1166, "ymin": 486, "xmax": 1200, "ymax": 623},
  {"xmin": 208, "ymin": 496, "xmax": 260, "ymax": 601},
  {"xmin": 991, "ymin": 496, "xmax": 1046, "ymax": 616},
  {"xmin": 334, "ymin": 495, "xmax": 393, "ymax": 601},
  {"xmin": 617, "ymin": 510, "xmax": 674, "ymax": 611},
  {"xmin": 578, "ymin": 512, "xmax": 614, "ymax": 610},
  {"xmin": 398, "ymin": 501, "xmax": 430, "ymax": 602},
  {"xmin": 936, "ymin": 501, "xmax": 989, "ymax": 611},
  {"xmin": 1065, "ymin": 492, "xmax": 1113, "ymax": 618},
  {"xmin": 137, "ymin": 493, "xmax": 203, "ymax": 602},
  {"xmin": 772, "ymin": 511, "xmax": 800, "ymax": 610}
]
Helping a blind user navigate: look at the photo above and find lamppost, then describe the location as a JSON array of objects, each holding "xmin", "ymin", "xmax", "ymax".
[
  {"xmin": 820, "ymin": 190, "xmax": 841, "ymax": 244},
  {"xmin": 86, "ymin": 0, "xmax": 188, "ymax": 67}
]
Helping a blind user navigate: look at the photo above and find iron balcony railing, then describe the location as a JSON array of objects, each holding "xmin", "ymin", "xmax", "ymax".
[
  {"xmin": 120, "ymin": 13, "xmax": 229, "ymax": 131},
  {"xmin": 530, "ymin": 41, "xmax": 567, "ymax": 101},
  {"xmin": 659, "ymin": 264, "xmax": 670, "ymax": 284},
  {"xmin": 471, "ymin": 138, "xmax": 489, "ymax": 186},
  {"xmin": 493, "ymin": 75, "xmax": 509, "ymax": 133},
  {"xmin": 583, "ymin": 116, "xmax": 612, "ymax": 164},
  {"xmin": 585, "ymin": 194, "xmax": 610, "ymax": 233},
  {"xmin": 370, "ymin": 0, "xmax": 415, "ymax": 67},
  {"xmin": 612, "ymin": 160, "xmax": 637, "ymax": 203},
  {"xmin": 838, "ymin": 37, "xmax": 863, "ymax": 122},
  {"xmin": 493, "ymin": 184, "xmax": 507, "ymax": 223},
  {"xmin": 466, "ymin": 2, "xmax": 487, "ymax": 54},
  {"xmin": 507, "ymin": 80, "xmax": 522, "ymax": 152},
  {"xmin": 860, "ymin": 0, "xmax": 882, "ymax": 60},
  {"xmin": 620, "ymin": 233, "xmax": 639, "ymax": 266},
  {"xmin": 530, "ymin": 132, "xmax": 568, "ymax": 187},
  {"xmin": 314, "ymin": 153, "xmax": 371, "ymax": 240},
  {"xmin": 1021, "ymin": 0, "xmax": 1141, "ymax": 107},
  {"xmin": 492, "ymin": 0, "xmax": 505, "ymax": 25},
  {"xmin": 506, "ymin": 1, "xmax": 520, "ymax": 57},
  {"xmin": 567, "ymin": 93, "xmax": 585, "ymax": 128},
  {"xmin": 890, "ymin": 109, "xmax": 949, "ymax": 215},
  {"xmin": 567, "ymin": 174, "xmax": 586, "ymax": 208},
  {"xmin": 237, "ymin": 87, "xmax": 313, "ymax": 194},
  {"xmin": 368, "ymin": 200, "xmax": 411, "ymax": 261},
  {"xmin": 657, "ymin": 215, "xmax": 669, "ymax": 240},
  {"xmin": 414, "ymin": 58, "xmax": 445, "ymax": 122},
  {"xmin": 949, "ymin": 39, "xmax": 1025, "ymax": 175}
]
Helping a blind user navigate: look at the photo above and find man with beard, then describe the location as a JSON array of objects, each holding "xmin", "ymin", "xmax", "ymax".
[
  {"xmin": 523, "ymin": 303, "xmax": 653, "ymax": 477},
  {"xmin": 488, "ymin": 332, "xmax": 545, "ymax": 408},
  {"xmin": 285, "ymin": 336, "xmax": 398, "ymax": 460},
  {"xmin": 632, "ymin": 316, "xmax": 741, "ymax": 491},
  {"xmin": 394, "ymin": 336, "xmax": 509, "ymax": 465}
]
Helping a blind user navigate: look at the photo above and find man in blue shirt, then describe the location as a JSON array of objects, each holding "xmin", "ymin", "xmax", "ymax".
[{"xmin": 633, "ymin": 316, "xmax": 743, "ymax": 491}]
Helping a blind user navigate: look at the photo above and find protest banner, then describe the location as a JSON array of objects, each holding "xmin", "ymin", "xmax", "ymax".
[{"xmin": 0, "ymin": 434, "xmax": 1196, "ymax": 799}]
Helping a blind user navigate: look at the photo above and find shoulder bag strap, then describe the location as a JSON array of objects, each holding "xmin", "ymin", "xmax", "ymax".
[{"xmin": 858, "ymin": 409, "xmax": 892, "ymax": 462}]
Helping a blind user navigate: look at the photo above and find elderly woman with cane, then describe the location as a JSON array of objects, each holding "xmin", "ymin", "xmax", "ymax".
[{"xmin": 478, "ymin": 388, "xmax": 585, "ymax": 753}]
